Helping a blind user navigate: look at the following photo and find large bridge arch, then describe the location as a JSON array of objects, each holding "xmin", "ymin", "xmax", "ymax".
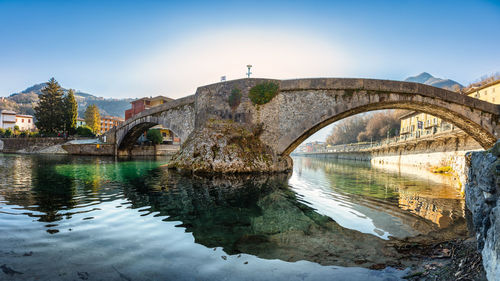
[{"xmin": 250, "ymin": 78, "xmax": 500, "ymax": 155}]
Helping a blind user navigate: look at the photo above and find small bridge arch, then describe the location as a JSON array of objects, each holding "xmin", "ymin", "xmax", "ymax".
[{"xmin": 106, "ymin": 95, "xmax": 196, "ymax": 152}]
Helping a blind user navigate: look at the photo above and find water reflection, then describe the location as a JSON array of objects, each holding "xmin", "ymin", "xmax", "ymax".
[
  {"xmin": 0, "ymin": 154, "xmax": 469, "ymax": 280},
  {"xmin": 291, "ymin": 157, "xmax": 466, "ymax": 239}
]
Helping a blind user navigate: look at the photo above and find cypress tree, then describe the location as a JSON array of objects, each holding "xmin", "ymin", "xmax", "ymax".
[
  {"xmin": 34, "ymin": 78, "xmax": 65, "ymax": 134},
  {"xmin": 64, "ymin": 89, "xmax": 78, "ymax": 135},
  {"xmin": 84, "ymin": 104, "xmax": 101, "ymax": 135}
]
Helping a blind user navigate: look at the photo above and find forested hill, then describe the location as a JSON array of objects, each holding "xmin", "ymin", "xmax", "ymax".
[{"xmin": 0, "ymin": 82, "xmax": 134, "ymax": 118}]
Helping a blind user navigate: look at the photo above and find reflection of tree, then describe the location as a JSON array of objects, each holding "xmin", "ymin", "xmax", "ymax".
[
  {"xmin": 31, "ymin": 156, "xmax": 77, "ymax": 222},
  {"xmin": 120, "ymin": 171, "xmax": 412, "ymax": 268}
]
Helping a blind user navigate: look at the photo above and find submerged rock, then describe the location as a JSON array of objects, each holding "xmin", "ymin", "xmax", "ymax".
[{"xmin": 168, "ymin": 120, "xmax": 292, "ymax": 174}]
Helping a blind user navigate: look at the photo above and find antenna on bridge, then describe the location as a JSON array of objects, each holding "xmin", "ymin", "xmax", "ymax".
[{"xmin": 246, "ymin": 65, "xmax": 252, "ymax": 78}]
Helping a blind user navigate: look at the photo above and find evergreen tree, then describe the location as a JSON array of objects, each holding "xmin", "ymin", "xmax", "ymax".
[
  {"xmin": 84, "ymin": 104, "xmax": 101, "ymax": 135},
  {"xmin": 64, "ymin": 89, "xmax": 78, "ymax": 135},
  {"xmin": 34, "ymin": 78, "xmax": 65, "ymax": 134}
]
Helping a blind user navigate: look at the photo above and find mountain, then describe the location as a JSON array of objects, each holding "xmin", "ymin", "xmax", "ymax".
[
  {"xmin": 404, "ymin": 72, "xmax": 463, "ymax": 90},
  {"xmin": 1, "ymin": 83, "xmax": 134, "ymax": 118}
]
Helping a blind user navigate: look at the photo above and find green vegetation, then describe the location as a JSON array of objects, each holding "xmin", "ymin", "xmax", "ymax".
[
  {"xmin": 249, "ymin": 82, "xmax": 279, "ymax": 105},
  {"xmin": 147, "ymin": 129, "xmax": 163, "ymax": 144},
  {"xmin": 84, "ymin": 104, "xmax": 101, "ymax": 135},
  {"xmin": 76, "ymin": 126, "xmax": 94, "ymax": 137},
  {"xmin": 64, "ymin": 89, "xmax": 78, "ymax": 135},
  {"xmin": 33, "ymin": 78, "xmax": 79, "ymax": 136},
  {"xmin": 34, "ymin": 78, "xmax": 65, "ymax": 134},
  {"xmin": 431, "ymin": 166, "xmax": 453, "ymax": 174},
  {"xmin": 228, "ymin": 88, "xmax": 242, "ymax": 108}
]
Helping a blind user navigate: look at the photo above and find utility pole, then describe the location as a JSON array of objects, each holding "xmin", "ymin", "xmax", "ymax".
[{"xmin": 246, "ymin": 65, "xmax": 252, "ymax": 78}]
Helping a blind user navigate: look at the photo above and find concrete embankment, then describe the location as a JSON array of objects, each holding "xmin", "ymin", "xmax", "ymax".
[{"xmin": 298, "ymin": 134, "xmax": 482, "ymax": 190}]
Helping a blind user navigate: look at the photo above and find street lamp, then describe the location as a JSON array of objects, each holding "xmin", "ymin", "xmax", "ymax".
[{"xmin": 246, "ymin": 65, "xmax": 252, "ymax": 78}]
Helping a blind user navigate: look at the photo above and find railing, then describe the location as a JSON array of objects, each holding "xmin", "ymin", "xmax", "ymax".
[{"xmin": 298, "ymin": 122, "xmax": 461, "ymax": 154}]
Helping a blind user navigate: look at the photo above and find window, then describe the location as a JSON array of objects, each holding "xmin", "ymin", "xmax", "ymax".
[
  {"xmin": 433, "ymin": 118, "xmax": 437, "ymax": 125},
  {"xmin": 28, "ymin": 119, "xmax": 31, "ymax": 123},
  {"xmin": 22, "ymin": 119, "xmax": 24, "ymax": 123}
]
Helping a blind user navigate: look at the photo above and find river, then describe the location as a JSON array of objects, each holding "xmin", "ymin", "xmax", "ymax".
[{"xmin": 0, "ymin": 154, "xmax": 468, "ymax": 281}]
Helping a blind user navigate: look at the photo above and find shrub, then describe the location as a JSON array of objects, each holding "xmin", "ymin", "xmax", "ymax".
[
  {"xmin": 14, "ymin": 125, "xmax": 20, "ymax": 131},
  {"xmin": 20, "ymin": 131, "xmax": 28, "ymax": 138},
  {"xmin": 4, "ymin": 128, "xmax": 12, "ymax": 138},
  {"xmin": 0, "ymin": 128, "xmax": 5, "ymax": 137},
  {"xmin": 147, "ymin": 129, "xmax": 163, "ymax": 145},
  {"xmin": 228, "ymin": 88, "xmax": 242, "ymax": 108},
  {"xmin": 249, "ymin": 82, "xmax": 279, "ymax": 105},
  {"xmin": 76, "ymin": 126, "xmax": 94, "ymax": 137},
  {"xmin": 431, "ymin": 166, "xmax": 453, "ymax": 173}
]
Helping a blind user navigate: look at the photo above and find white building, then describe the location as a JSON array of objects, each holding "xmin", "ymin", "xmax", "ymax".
[
  {"xmin": 77, "ymin": 118, "xmax": 86, "ymax": 127},
  {"xmin": 0, "ymin": 110, "xmax": 35, "ymax": 131},
  {"xmin": 0, "ymin": 110, "xmax": 17, "ymax": 129},
  {"xmin": 15, "ymin": 114, "xmax": 35, "ymax": 131}
]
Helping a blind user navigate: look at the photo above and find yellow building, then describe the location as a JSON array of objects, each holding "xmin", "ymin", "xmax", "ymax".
[
  {"xmin": 399, "ymin": 79, "xmax": 500, "ymax": 140},
  {"xmin": 465, "ymin": 79, "xmax": 500, "ymax": 104},
  {"xmin": 399, "ymin": 112, "xmax": 448, "ymax": 140}
]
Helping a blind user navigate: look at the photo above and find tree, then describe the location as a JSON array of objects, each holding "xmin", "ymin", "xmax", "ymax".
[
  {"xmin": 34, "ymin": 78, "xmax": 65, "ymax": 133},
  {"xmin": 147, "ymin": 129, "xmax": 163, "ymax": 144},
  {"xmin": 357, "ymin": 111, "xmax": 402, "ymax": 142},
  {"xmin": 326, "ymin": 115, "xmax": 368, "ymax": 145},
  {"xmin": 84, "ymin": 104, "xmax": 101, "ymax": 135},
  {"xmin": 76, "ymin": 126, "xmax": 94, "ymax": 137},
  {"xmin": 63, "ymin": 89, "xmax": 78, "ymax": 135}
]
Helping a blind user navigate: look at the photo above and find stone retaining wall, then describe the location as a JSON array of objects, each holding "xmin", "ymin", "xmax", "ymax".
[
  {"xmin": 465, "ymin": 143, "xmax": 500, "ymax": 280},
  {"xmin": 0, "ymin": 138, "xmax": 69, "ymax": 153},
  {"xmin": 61, "ymin": 143, "xmax": 115, "ymax": 156}
]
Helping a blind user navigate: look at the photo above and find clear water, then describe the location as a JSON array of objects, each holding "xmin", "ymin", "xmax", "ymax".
[{"xmin": 0, "ymin": 154, "xmax": 466, "ymax": 281}]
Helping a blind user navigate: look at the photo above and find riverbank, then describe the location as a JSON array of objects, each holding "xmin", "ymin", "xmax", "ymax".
[{"xmin": 0, "ymin": 137, "xmax": 180, "ymax": 156}]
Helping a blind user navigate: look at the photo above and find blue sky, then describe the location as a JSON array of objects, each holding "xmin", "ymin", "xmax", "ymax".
[{"xmin": 1, "ymin": 0, "xmax": 499, "ymax": 102}]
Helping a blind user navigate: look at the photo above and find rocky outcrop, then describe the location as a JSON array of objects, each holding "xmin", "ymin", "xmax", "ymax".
[
  {"xmin": 168, "ymin": 119, "xmax": 292, "ymax": 174},
  {"xmin": 465, "ymin": 141, "xmax": 500, "ymax": 280}
]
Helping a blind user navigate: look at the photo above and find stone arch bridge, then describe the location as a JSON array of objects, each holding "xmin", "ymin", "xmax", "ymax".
[{"xmin": 104, "ymin": 78, "xmax": 500, "ymax": 155}]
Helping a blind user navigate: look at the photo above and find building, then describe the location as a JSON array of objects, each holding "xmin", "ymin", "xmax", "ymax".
[
  {"xmin": 15, "ymin": 114, "xmax": 35, "ymax": 131},
  {"xmin": 76, "ymin": 118, "xmax": 86, "ymax": 128},
  {"xmin": 399, "ymin": 79, "xmax": 500, "ymax": 140},
  {"xmin": 0, "ymin": 110, "xmax": 17, "ymax": 129},
  {"xmin": 1, "ymin": 110, "xmax": 35, "ymax": 131},
  {"xmin": 465, "ymin": 79, "xmax": 500, "ymax": 104},
  {"xmin": 148, "ymin": 126, "xmax": 180, "ymax": 145},
  {"xmin": 125, "ymin": 96, "xmax": 174, "ymax": 120},
  {"xmin": 399, "ymin": 112, "xmax": 449, "ymax": 140},
  {"xmin": 99, "ymin": 116, "xmax": 124, "ymax": 135}
]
